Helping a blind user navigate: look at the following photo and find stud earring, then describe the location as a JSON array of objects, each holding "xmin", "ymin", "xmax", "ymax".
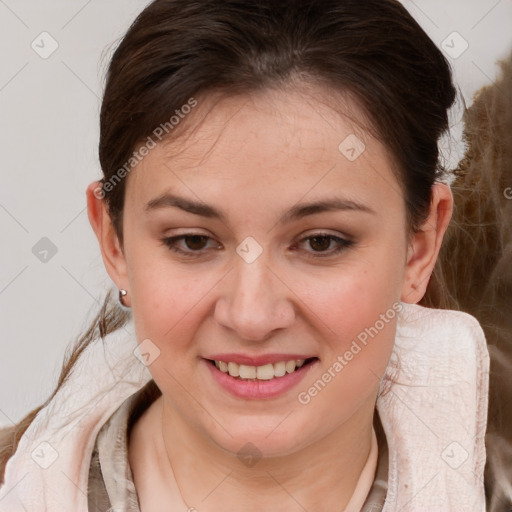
[{"xmin": 118, "ymin": 289, "xmax": 130, "ymax": 308}]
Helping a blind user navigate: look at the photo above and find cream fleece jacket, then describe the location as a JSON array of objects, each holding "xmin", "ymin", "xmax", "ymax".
[{"xmin": 0, "ymin": 302, "xmax": 489, "ymax": 511}]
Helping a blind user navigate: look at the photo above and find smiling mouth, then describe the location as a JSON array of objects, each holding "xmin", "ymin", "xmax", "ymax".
[{"xmin": 207, "ymin": 357, "xmax": 318, "ymax": 381}]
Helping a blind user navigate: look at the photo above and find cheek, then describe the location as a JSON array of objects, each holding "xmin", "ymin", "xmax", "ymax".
[
  {"xmin": 123, "ymin": 237, "xmax": 206, "ymax": 342},
  {"xmin": 128, "ymin": 262, "xmax": 213, "ymax": 406},
  {"xmin": 296, "ymin": 255, "xmax": 403, "ymax": 345},
  {"xmin": 130, "ymin": 262, "xmax": 211, "ymax": 342},
  {"xmin": 291, "ymin": 244, "xmax": 403, "ymax": 397},
  {"xmin": 295, "ymin": 272, "xmax": 400, "ymax": 423}
]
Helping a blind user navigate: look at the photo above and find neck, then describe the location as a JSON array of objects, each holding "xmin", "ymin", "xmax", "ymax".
[{"xmin": 130, "ymin": 395, "xmax": 377, "ymax": 512}]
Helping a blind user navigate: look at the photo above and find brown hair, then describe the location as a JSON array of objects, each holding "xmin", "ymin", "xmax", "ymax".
[
  {"xmin": 99, "ymin": 0, "xmax": 456, "ymax": 241},
  {"xmin": 1, "ymin": 0, "xmax": 510, "ymax": 508},
  {"xmin": 432, "ymin": 50, "xmax": 512, "ymax": 511}
]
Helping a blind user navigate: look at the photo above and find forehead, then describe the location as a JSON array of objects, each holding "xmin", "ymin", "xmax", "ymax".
[{"xmin": 126, "ymin": 84, "xmax": 402, "ymax": 218}]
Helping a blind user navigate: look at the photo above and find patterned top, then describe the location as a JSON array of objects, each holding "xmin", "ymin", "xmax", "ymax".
[{"xmin": 87, "ymin": 381, "xmax": 388, "ymax": 511}]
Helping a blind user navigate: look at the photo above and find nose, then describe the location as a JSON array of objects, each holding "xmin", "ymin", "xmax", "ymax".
[{"xmin": 214, "ymin": 255, "xmax": 296, "ymax": 342}]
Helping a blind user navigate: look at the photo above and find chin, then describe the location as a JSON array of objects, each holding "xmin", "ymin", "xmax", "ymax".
[{"xmin": 205, "ymin": 417, "xmax": 317, "ymax": 460}]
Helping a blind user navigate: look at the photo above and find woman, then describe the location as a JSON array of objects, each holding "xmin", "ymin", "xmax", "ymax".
[{"xmin": 0, "ymin": 0, "xmax": 502, "ymax": 510}]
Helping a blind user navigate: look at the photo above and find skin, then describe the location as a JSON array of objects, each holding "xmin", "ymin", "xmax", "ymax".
[{"xmin": 87, "ymin": 83, "xmax": 453, "ymax": 511}]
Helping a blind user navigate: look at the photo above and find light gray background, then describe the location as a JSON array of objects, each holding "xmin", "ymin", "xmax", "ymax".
[{"xmin": 1, "ymin": 0, "xmax": 511, "ymax": 426}]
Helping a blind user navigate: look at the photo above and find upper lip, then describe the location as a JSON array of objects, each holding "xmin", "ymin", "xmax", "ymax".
[{"xmin": 205, "ymin": 353, "xmax": 316, "ymax": 366}]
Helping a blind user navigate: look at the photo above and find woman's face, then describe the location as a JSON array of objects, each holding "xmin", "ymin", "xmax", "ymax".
[{"xmin": 113, "ymin": 86, "xmax": 411, "ymax": 456}]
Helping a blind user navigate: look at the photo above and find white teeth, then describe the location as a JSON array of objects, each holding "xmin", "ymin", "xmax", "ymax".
[
  {"xmin": 213, "ymin": 358, "xmax": 311, "ymax": 380},
  {"xmin": 285, "ymin": 360, "xmax": 296, "ymax": 373},
  {"xmin": 273, "ymin": 361, "xmax": 286, "ymax": 377},
  {"xmin": 227, "ymin": 361, "xmax": 239, "ymax": 377},
  {"xmin": 238, "ymin": 364, "xmax": 256, "ymax": 379},
  {"xmin": 256, "ymin": 364, "xmax": 275, "ymax": 380}
]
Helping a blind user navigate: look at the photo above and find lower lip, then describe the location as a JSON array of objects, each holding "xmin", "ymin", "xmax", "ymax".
[{"xmin": 203, "ymin": 358, "xmax": 318, "ymax": 400}]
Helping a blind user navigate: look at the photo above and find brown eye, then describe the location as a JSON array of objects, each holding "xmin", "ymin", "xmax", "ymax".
[
  {"xmin": 308, "ymin": 235, "xmax": 333, "ymax": 252},
  {"xmin": 182, "ymin": 235, "xmax": 209, "ymax": 250},
  {"xmin": 295, "ymin": 233, "xmax": 354, "ymax": 258},
  {"xmin": 162, "ymin": 234, "xmax": 219, "ymax": 257}
]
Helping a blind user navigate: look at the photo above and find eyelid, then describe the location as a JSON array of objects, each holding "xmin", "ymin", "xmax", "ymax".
[
  {"xmin": 161, "ymin": 232, "xmax": 220, "ymax": 257},
  {"xmin": 161, "ymin": 230, "xmax": 354, "ymax": 258},
  {"xmin": 292, "ymin": 231, "xmax": 354, "ymax": 258}
]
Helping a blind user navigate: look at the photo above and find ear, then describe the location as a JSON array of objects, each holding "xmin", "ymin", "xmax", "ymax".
[
  {"xmin": 401, "ymin": 182, "xmax": 453, "ymax": 304},
  {"xmin": 86, "ymin": 181, "xmax": 131, "ymax": 306}
]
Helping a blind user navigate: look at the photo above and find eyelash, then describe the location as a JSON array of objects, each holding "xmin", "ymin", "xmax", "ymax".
[{"xmin": 160, "ymin": 232, "xmax": 354, "ymax": 259}]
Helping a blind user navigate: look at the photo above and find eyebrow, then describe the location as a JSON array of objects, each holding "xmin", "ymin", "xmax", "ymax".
[{"xmin": 145, "ymin": 192, "xmax": 376, "ymax": 224}]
